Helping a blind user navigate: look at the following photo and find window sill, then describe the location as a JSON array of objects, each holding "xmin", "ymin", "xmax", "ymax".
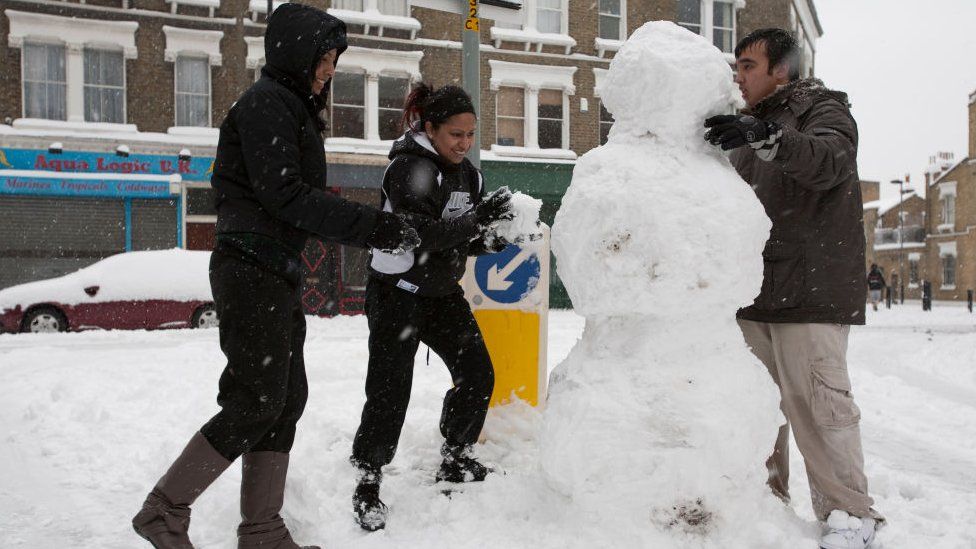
[
  {"xmin": 937, "ymin": 223, "xmax": 955, "ymax": 233},
  {"xmin": 12, "ymin": 118, "xmax": 139, "ymax": 134},
  {"xmin": 327, "ymin": 9, "xmax": 421, "ymax": 39},
  {"xmin": 324, "ymin": 137, "xmax": 395, "ymax": 156},
  {"xmin": 941, "ymin": 285, "xmax": 956, "ymax": 291},
  {"xmin": 491, "ymin": 27, "xmax": 577, "ymax": 54},
  {"xmin": 594, "ymin": 37, "xmax": 623, "ymax": 58},
  {"xmin": 488, "ymin": 144, "xmax": 577, "ymax": 161},
  {"xmin": 166, "ymin": 0, "xmax": 219, "ymax": 16},
  {"xmin": 248, "ymin": 0, "xmax": 285, "ymax": 20},
  {"xmin": 167, "ymin": 127, "xmax": 219, "ymax": 138},
  {"xmin": 908, "ymin": 283, "xmax": 919, "ymax": 289}
]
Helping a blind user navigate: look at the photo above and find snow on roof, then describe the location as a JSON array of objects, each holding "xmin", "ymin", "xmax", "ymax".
[
  {"xmin": 865, "ymin": 190, "xmax": 922, "ymax": 216},
  {"xmin": 0, "ymin": 249, "xmax": 212, "ymax": 311}
]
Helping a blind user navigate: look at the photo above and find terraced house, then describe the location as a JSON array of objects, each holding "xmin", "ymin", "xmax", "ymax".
[
  {"xmin": 863, "ymin": 91, "xmax": 976, "ymax": 303},
  {"xmin": 0, "ymin": 0, "xmax": 822, "ymax": 312}
]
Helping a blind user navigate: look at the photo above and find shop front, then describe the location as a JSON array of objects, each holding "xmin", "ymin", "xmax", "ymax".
[{"xmin": 0, "ymin": 146, "xmax": 207, "ymax": 289}]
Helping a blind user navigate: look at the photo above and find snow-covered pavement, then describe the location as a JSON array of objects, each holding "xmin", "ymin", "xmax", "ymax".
[{"xmin": 1, "ymin": 305, "xmax": 974, "ymax": 548}]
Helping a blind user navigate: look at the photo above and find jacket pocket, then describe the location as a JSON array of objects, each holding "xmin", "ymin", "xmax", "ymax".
[
  {"xmin": 810, "ymin": 359, "xmax": 861, "ymax": 428},
  {"xmin": 759, "ymin": 240, "xmax": 806, "ymax": 309}
]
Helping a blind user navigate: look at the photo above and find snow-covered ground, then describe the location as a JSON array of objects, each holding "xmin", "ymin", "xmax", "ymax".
[{"xmin": 1, "ymin": 304, "xmax": 974, "ymax": 548}]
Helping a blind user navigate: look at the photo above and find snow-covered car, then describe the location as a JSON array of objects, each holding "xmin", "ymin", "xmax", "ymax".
[{"xmin": 0, "ymin": 249, "xmax": 217, "ymax": 334}]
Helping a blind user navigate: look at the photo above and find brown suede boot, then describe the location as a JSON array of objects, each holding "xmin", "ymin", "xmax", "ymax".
[
  {"xmin": 132, "ymin": 432, "xmax": 232, "ymax": 548},
  {"xmin": 238, "ymin": 452, "xmax": 319, "ymax": 549}
]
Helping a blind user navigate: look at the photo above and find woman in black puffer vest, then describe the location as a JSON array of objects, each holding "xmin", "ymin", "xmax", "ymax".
[{"xmin": 349, "ymin": 84, "xmax": 514, "ymax": 532}]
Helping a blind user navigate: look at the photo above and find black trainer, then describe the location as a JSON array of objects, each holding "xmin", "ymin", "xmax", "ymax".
[
  {"xmin": 435, "ymin": 445, "xmax": 489, "ymax": 483},
  {"xmin": 352, "ymin": 464, "xmax": 387, "ymax": 532}
]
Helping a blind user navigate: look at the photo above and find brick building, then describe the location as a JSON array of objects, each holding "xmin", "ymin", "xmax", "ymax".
[
  {"xmin": 0, "ymin": 0, "xmax": 822, "ymax": 312},
  {"xmin": 862, "ymin": 90, "xmax": 976, "ymax": 303}
]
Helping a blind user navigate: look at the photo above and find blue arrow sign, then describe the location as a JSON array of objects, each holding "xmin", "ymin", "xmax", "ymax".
[{"xmin": 474, "ymin": 244, "xmax": 540, "ymax": 304}]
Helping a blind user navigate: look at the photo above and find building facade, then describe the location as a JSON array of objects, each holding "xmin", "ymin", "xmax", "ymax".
[
  {"xmin": 862, "ymin": 91, "xmax": 976, "ymax": 303},
  {"xmin": 0, "ymin": 0, "xmax": 822, "ymax": 312}
]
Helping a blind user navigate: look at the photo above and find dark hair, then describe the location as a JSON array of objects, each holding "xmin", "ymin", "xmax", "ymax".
[
  {"xmin": 400, "ymin": 83, "xmax": 476, "ymax": 133},
  {"xmin": 734, "ymin": 28, "xmax": 801, "ymax": 81}
]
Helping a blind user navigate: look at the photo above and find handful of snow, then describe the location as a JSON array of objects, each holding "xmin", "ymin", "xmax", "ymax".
[{"xmin": 485, "ymin": 190, "xmax": 544, "ymax": 248}]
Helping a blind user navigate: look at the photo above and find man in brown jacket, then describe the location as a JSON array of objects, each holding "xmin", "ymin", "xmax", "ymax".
[{"xmin": 704, "ymin": 28, "xmax": 884, "ymax": 549}]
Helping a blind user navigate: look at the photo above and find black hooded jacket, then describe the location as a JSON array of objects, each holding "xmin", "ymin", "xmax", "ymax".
[
  {"xmin": 369, "ymin": 131, "xmax": 490, "ymax": 296},
  {"xmin": 210, "ymin": 3, "xmax": 378, "ymax": 262}
]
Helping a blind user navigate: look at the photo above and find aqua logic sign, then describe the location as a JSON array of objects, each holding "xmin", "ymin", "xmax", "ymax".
[
  {"xmin": 473, "ymin": 244, "xmax": 541, "ymax": 304},
  {"xmin": 0, "ymin": 148, "xmax": 214, "ymax": 179}
]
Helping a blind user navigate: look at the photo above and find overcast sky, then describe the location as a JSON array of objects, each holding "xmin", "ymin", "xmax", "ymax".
[{"xmin": 813, "ymin": 0, "xmax": 976, "ymax": 199}]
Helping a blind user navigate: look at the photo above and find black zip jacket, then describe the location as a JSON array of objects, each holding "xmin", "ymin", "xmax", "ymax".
[
  {"xmin": 210, "ymin": 3, "xmax": 378, "ymax": 265},
  {"xmin": 369, "ymin": 131, "xmax": 492, "ymax": 296}
]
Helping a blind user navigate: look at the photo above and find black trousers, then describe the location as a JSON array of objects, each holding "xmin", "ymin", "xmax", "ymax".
[
  {"xmin": 200, "ymin": 250, "xmax": 308, "ymax": 461},
  {"xmin": 351, "ymin": 278, "xmax": 495, "ymax": 468}
]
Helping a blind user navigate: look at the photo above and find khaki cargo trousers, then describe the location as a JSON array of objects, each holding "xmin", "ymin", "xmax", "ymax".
[{"xmin": 738, "ymin": 320, "xmax": 884, "ymax": 522}]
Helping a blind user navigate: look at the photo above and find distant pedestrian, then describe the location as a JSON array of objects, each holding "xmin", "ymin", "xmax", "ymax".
[
  {"xmin": 349, "ymin": 83, "xmax": 513, "ymax": 532},
  {"xmin": 867, "ymin": 264, "xmax": 886, "ymax": 311},
  {"xmin": 131, "ymin": 5, "xmax": 418, "ymax": 548}
]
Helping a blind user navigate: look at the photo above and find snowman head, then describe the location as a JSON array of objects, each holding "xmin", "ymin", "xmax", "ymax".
[{"xmin": 600, "ymin": 21, "xmax": 744, "ymax": 146}]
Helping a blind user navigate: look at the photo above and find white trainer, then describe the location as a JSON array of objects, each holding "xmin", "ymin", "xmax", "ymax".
[{"xmin": 820, "ymin": 509, "xmax": 877, "ymax": 549}]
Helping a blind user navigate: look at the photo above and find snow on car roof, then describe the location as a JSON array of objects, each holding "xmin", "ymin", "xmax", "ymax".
[{"xmin": 0, "ymin": 249, "xmax": 213, "ymax": 311}]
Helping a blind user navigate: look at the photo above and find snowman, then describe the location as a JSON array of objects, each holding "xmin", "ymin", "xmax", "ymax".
[{"xmin": 541, "ymin": 21, "xmax": 810, "ymax": 546}]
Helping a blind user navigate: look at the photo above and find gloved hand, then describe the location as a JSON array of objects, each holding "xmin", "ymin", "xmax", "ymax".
[
  {"xmin": 473, "ymin": 186, "xmax": 514, "ymax": 225},
  {"xmin": 367, "ymin": 212, "xmax": 421, "ymax": 255},
  {"xmin": 703, "ymin": 114, "xmax": 782, "ymax": 152},
  {"xmin": 480, "ymin": 224, "xmax": 510, "ymax": 253}
]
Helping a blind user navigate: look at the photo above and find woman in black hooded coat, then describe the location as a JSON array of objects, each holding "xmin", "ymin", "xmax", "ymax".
[{"xmin": 131, "ymin": 5, "xmax": 418, "ymax": 549}]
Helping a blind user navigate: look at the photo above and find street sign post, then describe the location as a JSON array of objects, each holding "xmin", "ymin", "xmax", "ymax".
[{"xmin": 462, "ymin": 226, "xmax": 550, "ymax": 408}]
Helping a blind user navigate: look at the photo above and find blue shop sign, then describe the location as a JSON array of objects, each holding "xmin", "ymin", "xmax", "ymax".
[
  {"xmin": 0, "ymin": 148, "xmax": 214, "ymax": 179},
  {"xmin": 0, "ymin": 173, "xmax": 174, "ymax": 199}
]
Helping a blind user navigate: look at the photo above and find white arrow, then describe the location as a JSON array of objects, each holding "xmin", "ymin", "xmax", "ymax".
[{"xmin": 487, "ymin": 248, "xmax": 532, "ymax": 292}]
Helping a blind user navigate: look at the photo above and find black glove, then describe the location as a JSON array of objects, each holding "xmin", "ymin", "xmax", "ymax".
[
  {"xmin": 367, "ymin": 212, "xmax": 421, "ymax": 254},
  {"xmin": 474, "ymin": 186, "xmax": 514, "ymax": 225},
  {"xmin": 704, "ymin": 114, "xmax": 781, "ymax": 151},
  {"xmin": 481, "ymin": 225, "xmax": 510, "ymax": 253}
]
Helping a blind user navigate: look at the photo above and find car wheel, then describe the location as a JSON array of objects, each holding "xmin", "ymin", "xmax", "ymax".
[
  {"xmin": 23, "ymin": 307, "xmax": 68, "ymax": 333},
  {"xmin": 191, "ymin": 304, "xmax": 219, "ymax": 329}
]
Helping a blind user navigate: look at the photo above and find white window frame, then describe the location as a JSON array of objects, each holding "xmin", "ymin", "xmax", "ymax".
[
  {"xmin": 489, "ymin": 60, "xmax": 576, "ymax": 155},
  {"xmin": 21, "ymin": 40, "xmax": 67, "ymax": 121},
  {"xmin": 174, "ymin": 54, "xmax": 213, "ymax": 128},
  {"xmin": 938, "ymin": 181, "xmax": 957, "ymax": 232},
  {"xmin": 324, "ymin": 46, "xmax": 422, "ymax": 143},
  {"xmin": 327, "ymin": 0, "xmax": 421, "ymax": 39},
  {"xmin": 675, "ymin": 1, "xmax": 746, "ymax": 61},
  {"xmin": 495, "ymin": 86, "xmax": 526, "ymax": 147},
  {"xmin": 83, "ymin": 46, "xmax": 127, "ymax": 124},
  {"xmin": 489, "ymin": 0, "xmax": 576, "ymax": 54},
  {"xmin": 163, "ymin": 26, "xmax": 222, "ymax": 129},
  {"xmin": 595, "ymin": 0, "xmax": 627, "ymax": 57},
  {"xmin": 7, "ymin": 10, "xmax": 137, "ymax": 124},
  {"xmin": 939, "ymin": 241, "xmax": 957, "ymax": 290}
]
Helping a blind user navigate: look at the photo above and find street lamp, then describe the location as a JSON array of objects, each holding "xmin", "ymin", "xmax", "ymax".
[{"xmin": 890, "ymin": 177, "xmax": 909, "ymax": 303}]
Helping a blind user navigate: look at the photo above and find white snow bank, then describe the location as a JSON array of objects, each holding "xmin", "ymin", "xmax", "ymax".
[
  {"xmin": 2, "ymin": 309, "xmax": 973, "ymax": 547},
  {"xmin": 0, "ymin": 249, "xmax": 212, "ymax": 311}
]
